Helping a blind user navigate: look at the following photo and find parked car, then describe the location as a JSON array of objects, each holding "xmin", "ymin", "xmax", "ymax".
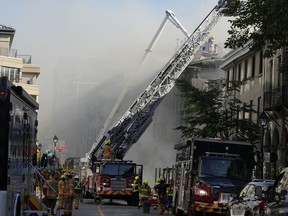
[
  {"xmin": 226, "ymin": 179, "xmax": 274, "ymax": 216},
  {"xmin": 264, "ymin": 167, "xmax": 288, "ymax": 216}
]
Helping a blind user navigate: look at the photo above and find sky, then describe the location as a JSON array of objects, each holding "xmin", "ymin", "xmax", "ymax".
[{"xmin": 1, "ymin": 0, "xmax": 230, "ymax": 182}]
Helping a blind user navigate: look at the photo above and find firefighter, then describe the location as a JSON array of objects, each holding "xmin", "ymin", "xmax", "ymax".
[
  {"xmin": 132, "ymin": 175, "xmax": 140, "ymax": 206},
  {"xmin": 43, "ymin": 172, "xmax": 58, "ymax": 215},
  {"xmin": 152, "ymin": 178, "xmax": 161, "ymax": 209},
  {"xmin": 57, "ymin": 174, "xmax": 66, "ymax": 210},
  {"xmin": 139, "ymin": 180, "xmax": 151, "ymax": 208},
  {"xmin": 63, "ymin": 172, "xmax": 75, "ymax": 216},
  {"xmin": 73, "ymin": 175, "xmax": 82, "ymax": 209},
  {"xmin": 166, "ymin": 178, "xmax": 174, "ymax": 213},
  {"xmin": 102, "ymin": 139, "xmax": 114, "ymax": 159},
  {"xmin": 154, "ymin": 177, "xmax": 170, "ymax": 215}
]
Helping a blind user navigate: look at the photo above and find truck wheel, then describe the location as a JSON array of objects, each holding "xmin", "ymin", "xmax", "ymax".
[
  {"xmin": 244, "ymin": 211, "xmax": 252, "ymax": 216},
  {"xmin": 127, "ymin": 198, "xmax": 133, "ymax": 206},
  {"xmin": 225, "ymin": 209, "xmax": 231, "ymax": 216}
]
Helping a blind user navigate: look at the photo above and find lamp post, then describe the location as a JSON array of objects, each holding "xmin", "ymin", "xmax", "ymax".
[
  {"xmin": 258, "ymin": 111, "xmax": 268, "ymax": 179},
  {"xmin": 53, "ymin": 135, "xmax": 58, "ymax": 169}
]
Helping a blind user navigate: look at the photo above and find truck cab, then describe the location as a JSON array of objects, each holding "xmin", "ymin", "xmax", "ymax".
[
  {"xmin": 192, "ymin": 153, "xmax": 252, "ymax": 212},
  {"xmin": 92, "ymin": 159, "xmax": 143, "ymax": 205},
  {"xmin": 173, "ymin": 138, "xmax": 254, "ymax": 216}
]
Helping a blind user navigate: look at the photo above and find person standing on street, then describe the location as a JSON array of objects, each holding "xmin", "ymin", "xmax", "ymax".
[
  {"xmin": 63, "ymin": 172, "xmax": 75, "ymax": 216},
  {"xmin": 139, "ymin": 180, "xmax": 151, "ymax": 208},
  {"xmin": 154, "ymin": 177, "xmax": 170, "ymax": 215},
  {"xmin": 132, "ymin": 176, "xmax": 140, "ymax": 206},
  {"xmin": 43, "ymin": 172, "xmax": 58, "ymax": 215},
  {"xmin": 57, "ymin": 174, "xmax": 66, "ymax": 210},
  {"xmin": 73, "ymin": 175, "xmax": 82, "ymax": 209}
]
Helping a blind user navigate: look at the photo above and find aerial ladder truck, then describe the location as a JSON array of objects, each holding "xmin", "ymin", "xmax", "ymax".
[
  {"xmin": 85, "ymin": 0, "xmax": 227, "ymax": 205},
  {"xmin": 88, "ymin": 1, "xmax": 227, "ymax": 164}
]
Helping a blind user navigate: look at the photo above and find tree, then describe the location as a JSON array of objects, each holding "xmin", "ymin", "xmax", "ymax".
[
  {"xmin": 175, "ymin": 78, "xmax": 261, "ymax": 143},
  {"xmin": 223, "ymin": 0, "xmax": 288, "ymax": 71}
]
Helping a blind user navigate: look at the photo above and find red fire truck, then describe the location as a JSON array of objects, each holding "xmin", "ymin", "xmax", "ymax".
[
  {"xmin": 91, "ymin": 159, "xmax": 143, "ymax": 205},
  {"xmin": 0, "ymin": 77, "xmax": 49, "ymax": 216},
  {"xmin": 173, "ymin": 138, "xmax": 254, "ymax": 216}
]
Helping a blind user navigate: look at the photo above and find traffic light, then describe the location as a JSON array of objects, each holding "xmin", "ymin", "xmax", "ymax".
[{"xmin": 40, "ymin": 153, "xmax": 48, "ymax": 167}]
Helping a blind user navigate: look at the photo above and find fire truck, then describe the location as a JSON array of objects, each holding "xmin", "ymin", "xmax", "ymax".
[
  {"xmin": 0, "ymin": 76, "xmax": 50, "ymax": 215},
  {"xmin": 173, "ymin": 138, "xmax": 254, "ymax": 216},
  {"xmin": 84, "ymin": 0, "xmax": 228, "ymax": 206},
  {"xmin": 91, "ymin": 159, "xmax": 143, "ymax": 205}
]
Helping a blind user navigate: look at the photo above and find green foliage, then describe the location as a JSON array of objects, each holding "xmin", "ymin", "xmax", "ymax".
[
  {"xmin": 175, "ymin": 78, "xmax": 261, "ymax": 143},
  {"xmin": 223, "ymin": 0, "xmax": 288, "ymax": 59}
]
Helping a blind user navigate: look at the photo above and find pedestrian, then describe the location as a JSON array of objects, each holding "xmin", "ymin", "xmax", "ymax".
[
  {"xmin": 132, "ymin": 175, "xmax": 140, "ymax": 206},
  {"xmin": 43, "ymin": 172, "xmax": 58, "ymax": 215},
  {"xmin": 154, "ymin": 177, "xmax": 170, "ymax": 215},
  {"xmin": 102, "ymin": 139, "xmax": 114, "ymax": 159},
  {"xmin": 57, "ymin": 174, "xmax": 66, "ymax": 210},
  {"xmin": 139, "ymin": 180, "xmax": 151, "ymax": 208},
  {"xmin": 73, "ymin": 175, "xmax": 82, "ymax": 209}
]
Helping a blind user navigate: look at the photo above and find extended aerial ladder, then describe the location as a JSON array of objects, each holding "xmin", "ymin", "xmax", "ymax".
[
  {"xmin": 88, "ymin": 2, "xmax": 227, "ymax": 168},
  {"xmin": 87, "ymin": 9, "xmax": 190, "ymax": 159}
]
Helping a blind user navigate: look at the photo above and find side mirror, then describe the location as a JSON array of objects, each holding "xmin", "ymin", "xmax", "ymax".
[
  {"xmin": 96, "ymin": 166, "xmax": 100, "ymax": 174},
  {"xmin": 255, "ymin": 186, "xmax": 262, "ymax": 197},
  {"xmin": 230, "ymin": 193, "xmax": 239, "ymax": 199}
]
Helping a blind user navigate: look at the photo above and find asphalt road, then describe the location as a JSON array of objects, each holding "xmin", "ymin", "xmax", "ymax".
[{"xmin": 61, "ymin": 198, "xmax": 172, "ymax": 216}]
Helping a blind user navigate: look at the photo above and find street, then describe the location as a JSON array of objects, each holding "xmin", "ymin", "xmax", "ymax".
[{"xmin": 60, "ymin": 198, "xmax": 172, "ymax": 216}]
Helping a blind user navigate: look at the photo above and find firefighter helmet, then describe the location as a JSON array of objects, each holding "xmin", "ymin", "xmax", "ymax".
[
  {"xmin": 74, "ymin": 175, "xmax": 79, "ymax": 179},
  {"xmin": 104, "ymin": 139, "xmax": 110, "ymax": 145},
  {"xmin": 143, "ymin": 180, "xmax": 149, "ymax": 184},
  {"xmin": 135, "ymin": 176, "xmax": 139, "ymax": 180},
  {"xmin": 60, "ymin": 175, "xmax": 66, "ymax": 179}
]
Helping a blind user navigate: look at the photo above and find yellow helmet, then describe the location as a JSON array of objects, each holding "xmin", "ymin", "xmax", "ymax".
[
  {"xmin": 104, "ymin": 139, "xmax": 110, "ymax": 145},
  {"xmin": 60, "ymin": 175, "xmax": 66, "ymax": 179},
  {"xmin": 135, "ymin": 176, "xmax": 139, "ymax": 180},
  {"xmin": 144, "ymin": 180, "xmax": 149, "ymax": 184}
]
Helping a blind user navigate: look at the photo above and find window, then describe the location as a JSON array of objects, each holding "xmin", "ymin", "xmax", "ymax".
[
  {"xmin": 226, "ymin": 70, "xmax": 230, "ymax": 88},
  {"xmin": 259, "ymin": 51, "xmax": 263, "ymax": 75},
  {"xmin": 252, "ymin": 55, "xmax": 256, "ymax": 78},
  {"xmin": 269, "ymin": 60, "xmax": 273, "ymax": 90},
  {"xmin": 0, "ymin": 66, "xmax": 20, "ymax": 82},
  {"xmin": 243, "ymin": 103, "xmax": 247, "ymax": 119},
  {"xmin": 238, "ymin": 63, "xmax": 242, "ymax": 81},
  {"xmin": 244, "ymin": 59, "xmax": 248, "ymax": 80},
  {"xmin": 257, "ymin": 97, "xmax": 262, "ymax": 118},
  {"xmin": 232, "ymin": 66, "xmax": 236, "ymax": 81},
  {"xmin": 277, "ymin": 55, "xmax": 282, "ymax": 87},
  {"xmin": 249, "ymin": 100, "xmax": 253, "ymax": 121}
]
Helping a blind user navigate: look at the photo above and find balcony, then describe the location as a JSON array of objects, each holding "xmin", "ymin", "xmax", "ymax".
[
  {"xmin": 0, "ymin": 47, "xmax": 17, "ymax": 58},
  {"xmin": 263, "ymin": 86, "xmax": 288, "ymax": 110}
]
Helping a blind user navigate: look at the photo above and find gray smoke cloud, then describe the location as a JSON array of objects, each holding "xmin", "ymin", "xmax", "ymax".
[{"xmin": 1, "ymin": 0, "xmax": 229, "ymax": 183}]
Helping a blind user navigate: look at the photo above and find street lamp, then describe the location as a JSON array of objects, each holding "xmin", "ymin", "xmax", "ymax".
[
  {"xmin": 258, "ymin": 111, "xmax": 268, "ymax": 179},
  {"xmin": 53, "ymin": 135, "xmax": 58, "ymax": 168}
]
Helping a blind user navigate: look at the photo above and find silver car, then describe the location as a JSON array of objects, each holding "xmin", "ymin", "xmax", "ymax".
[{"xmin": 227, "ymin": 179, "xmax": 274, "ymax": 216}]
